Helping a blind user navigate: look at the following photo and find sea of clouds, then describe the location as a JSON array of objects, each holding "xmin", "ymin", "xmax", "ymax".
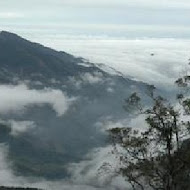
[
  {"xmin": 0, "ymin": 83, "xmax": 145, "ymax": 190},
  {"xmin": 0, "ymin": 35, "xmax": 189, "ymax": 189},
  {"xmin": 0, "ymin": 114, "xmax": 147, "ymax": 189},
  {"xmin": 34, "ymin": 36, "xmax": 190, "ymax": 189},
  {"xmin": 31, "ymin": 36, "xmax": 190, "ymax": 90},
  {"xmin": 1, "ymin": 0, "xmax": 190, "ymax": 187}
]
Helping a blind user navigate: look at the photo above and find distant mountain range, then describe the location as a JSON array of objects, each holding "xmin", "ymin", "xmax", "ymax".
[
  {"xmin": 0, "ymin": 187, "xmax": 40, "ymax": 190},
  {"xmin": 0, "ymin": 31, "xmax": 149, "ymax": 181}
]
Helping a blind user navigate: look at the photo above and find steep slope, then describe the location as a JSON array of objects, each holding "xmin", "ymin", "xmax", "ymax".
[
  {"xmin": 0, "ymin": 31, "xmax": 149, "ymax": 180},
  {"xmin": 0, "ymin": 31, "xmax": 105, "ymax": 83}
]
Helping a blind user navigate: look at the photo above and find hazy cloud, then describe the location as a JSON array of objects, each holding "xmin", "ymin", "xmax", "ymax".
[
  {"xmin": 39, "ymin": 37, "xmax": 190, "ymax": 89},
  {"xmin": 0, "ymin": 84, "xmax": 74, "ymax": 116},
  {"xmin": 80, "ymin": 72, "xmax": 103, "ymax": 84},
  {"xmin": 96, "ymin": 114, "xmax": 148, "ymax": 134},
  {"xmin": 0, "ymin": 12, "xmax": 23, "ymax": 19},
  {"xmin": 0, "ymin": 143, "xmax": 126, "ymax": 190},
  {"xmin": 8, "ymin": 120, "xmax": 36, "ymax": 136},
  {"xmin": 0, "ymin": 0, "xmax": 190, "ymax": 40},
  {"xmin": 68, "ymin": 71, "xmax": 103, "ymax": 89},
  {"xmin": 1, "ymin": 0, "xmax": 190, "ymax": 10},
  {"xmin": 67, "ymin": 145, "xmax": 128, "ymax": 189}
]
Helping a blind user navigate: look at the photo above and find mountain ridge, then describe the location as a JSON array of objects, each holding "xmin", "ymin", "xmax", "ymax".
[{"xmin": 0, "ymin": 31, "xmax": 150, "ymax": 185}]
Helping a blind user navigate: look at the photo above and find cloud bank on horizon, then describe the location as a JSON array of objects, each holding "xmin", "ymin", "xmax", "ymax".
[
  {"xmin": 0, "ymin": 0, "xmax": 190, "ymax": 39},
  {"xmin": 34, "ymin": 37, "xmax": 190, "ymax": 89}
]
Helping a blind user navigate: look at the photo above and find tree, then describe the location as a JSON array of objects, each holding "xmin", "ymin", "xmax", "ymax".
[{"xmin": 109, "ymin": 72, "xmax": 190, "ymax": 190}]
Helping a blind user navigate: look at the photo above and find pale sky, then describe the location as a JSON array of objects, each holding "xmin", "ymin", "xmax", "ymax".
[{"xmin": 0, "ymin": 0, "xmax": 190, "ymax": 38}]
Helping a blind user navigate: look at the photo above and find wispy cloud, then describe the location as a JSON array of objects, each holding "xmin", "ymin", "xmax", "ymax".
[
  {"xmin": 0, "ymin": 143, "xmax": 121, "ymax": 189},
  {"xmin": 0, "ymin": 84, "xmax": 74, "ymax": 116},
  {"xmin": 8, "ymin": 120, "xmax": 36, "ymax": 136},
  {"xmin": 0, "ymin": 12, "xmax": 23, "ymax": 19},
  {"xmin": 67, "ymin": 145, "xmax": 128, "ymax": 189}
]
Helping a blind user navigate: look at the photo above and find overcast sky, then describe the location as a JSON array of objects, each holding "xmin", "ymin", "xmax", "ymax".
[{"xmin": 0, "ymin": 0, "xmax": 190, "ymax": 38}]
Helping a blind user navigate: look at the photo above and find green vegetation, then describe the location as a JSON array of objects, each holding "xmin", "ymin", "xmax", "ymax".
[
  {"xmin": 109, "ymin": 68, "xmax": 190, "ymax": 189},
  {"xmin": 0, "ymin": 187, "xmax": 41, "ymax": 190}
]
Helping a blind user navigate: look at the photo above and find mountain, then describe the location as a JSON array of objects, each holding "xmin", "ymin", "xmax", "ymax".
[
  {"xmin": 0, "ymin": 31, "xmax": 149, "ymax": 181},
  {"xmin": 0, "ymin": 187, "xmax": 40, "ymax": 190},
  {"xmin": 0, "ymin": 31, "xmax": 104, "ymax": 83}
]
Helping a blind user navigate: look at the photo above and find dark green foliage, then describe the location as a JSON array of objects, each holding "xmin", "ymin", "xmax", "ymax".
[
  {"xmin": 123, "ymin": 92, "xmax": 142, "ymax": 112},
  {"xmin": 109, "ymin": 68, "xmax": 190, "ymax": 190},
  {"xmin": 0, "ymin": 187, "xmax": 41, "ymax": 190}
]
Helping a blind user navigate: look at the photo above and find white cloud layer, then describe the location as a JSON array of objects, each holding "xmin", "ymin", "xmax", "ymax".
[
  {"xmin": 53, "ymin": 0, "xmax": 190, "ymax": 9},
  {"xmin": 1, "ymin": 0, "xmax": 190, "ymax": 9},
  {"xmin": 0, "ymin": 0, "xmax": 189, "ymax": 40},
  {"xmin": 8, "ymin": 120, "xmax": 36, "ymax": 136},
  {"xmin": 36, "ymin": 37, "xmax": 190, "ymax": 89},
  {"xmin": 67, "ymin": 146, "xmax": 128, "ymax": 189},
  {"xmin": 0, "ymin": 84, "xmax": 73, "ymax": 116},
  {"xmin": 96, "ymin": 114, "xmax": 148, "ymax": 134},
  {"xmin": 0, "ymin": 143, "xmax": 128, "ymax": 190},
  {"xmin": 0, "ymin": 114, "xmax": 149, "ymax": 190},
  {"xmin": 0, "ymin": 12, "xmax": 23, "ymax": 19}
]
